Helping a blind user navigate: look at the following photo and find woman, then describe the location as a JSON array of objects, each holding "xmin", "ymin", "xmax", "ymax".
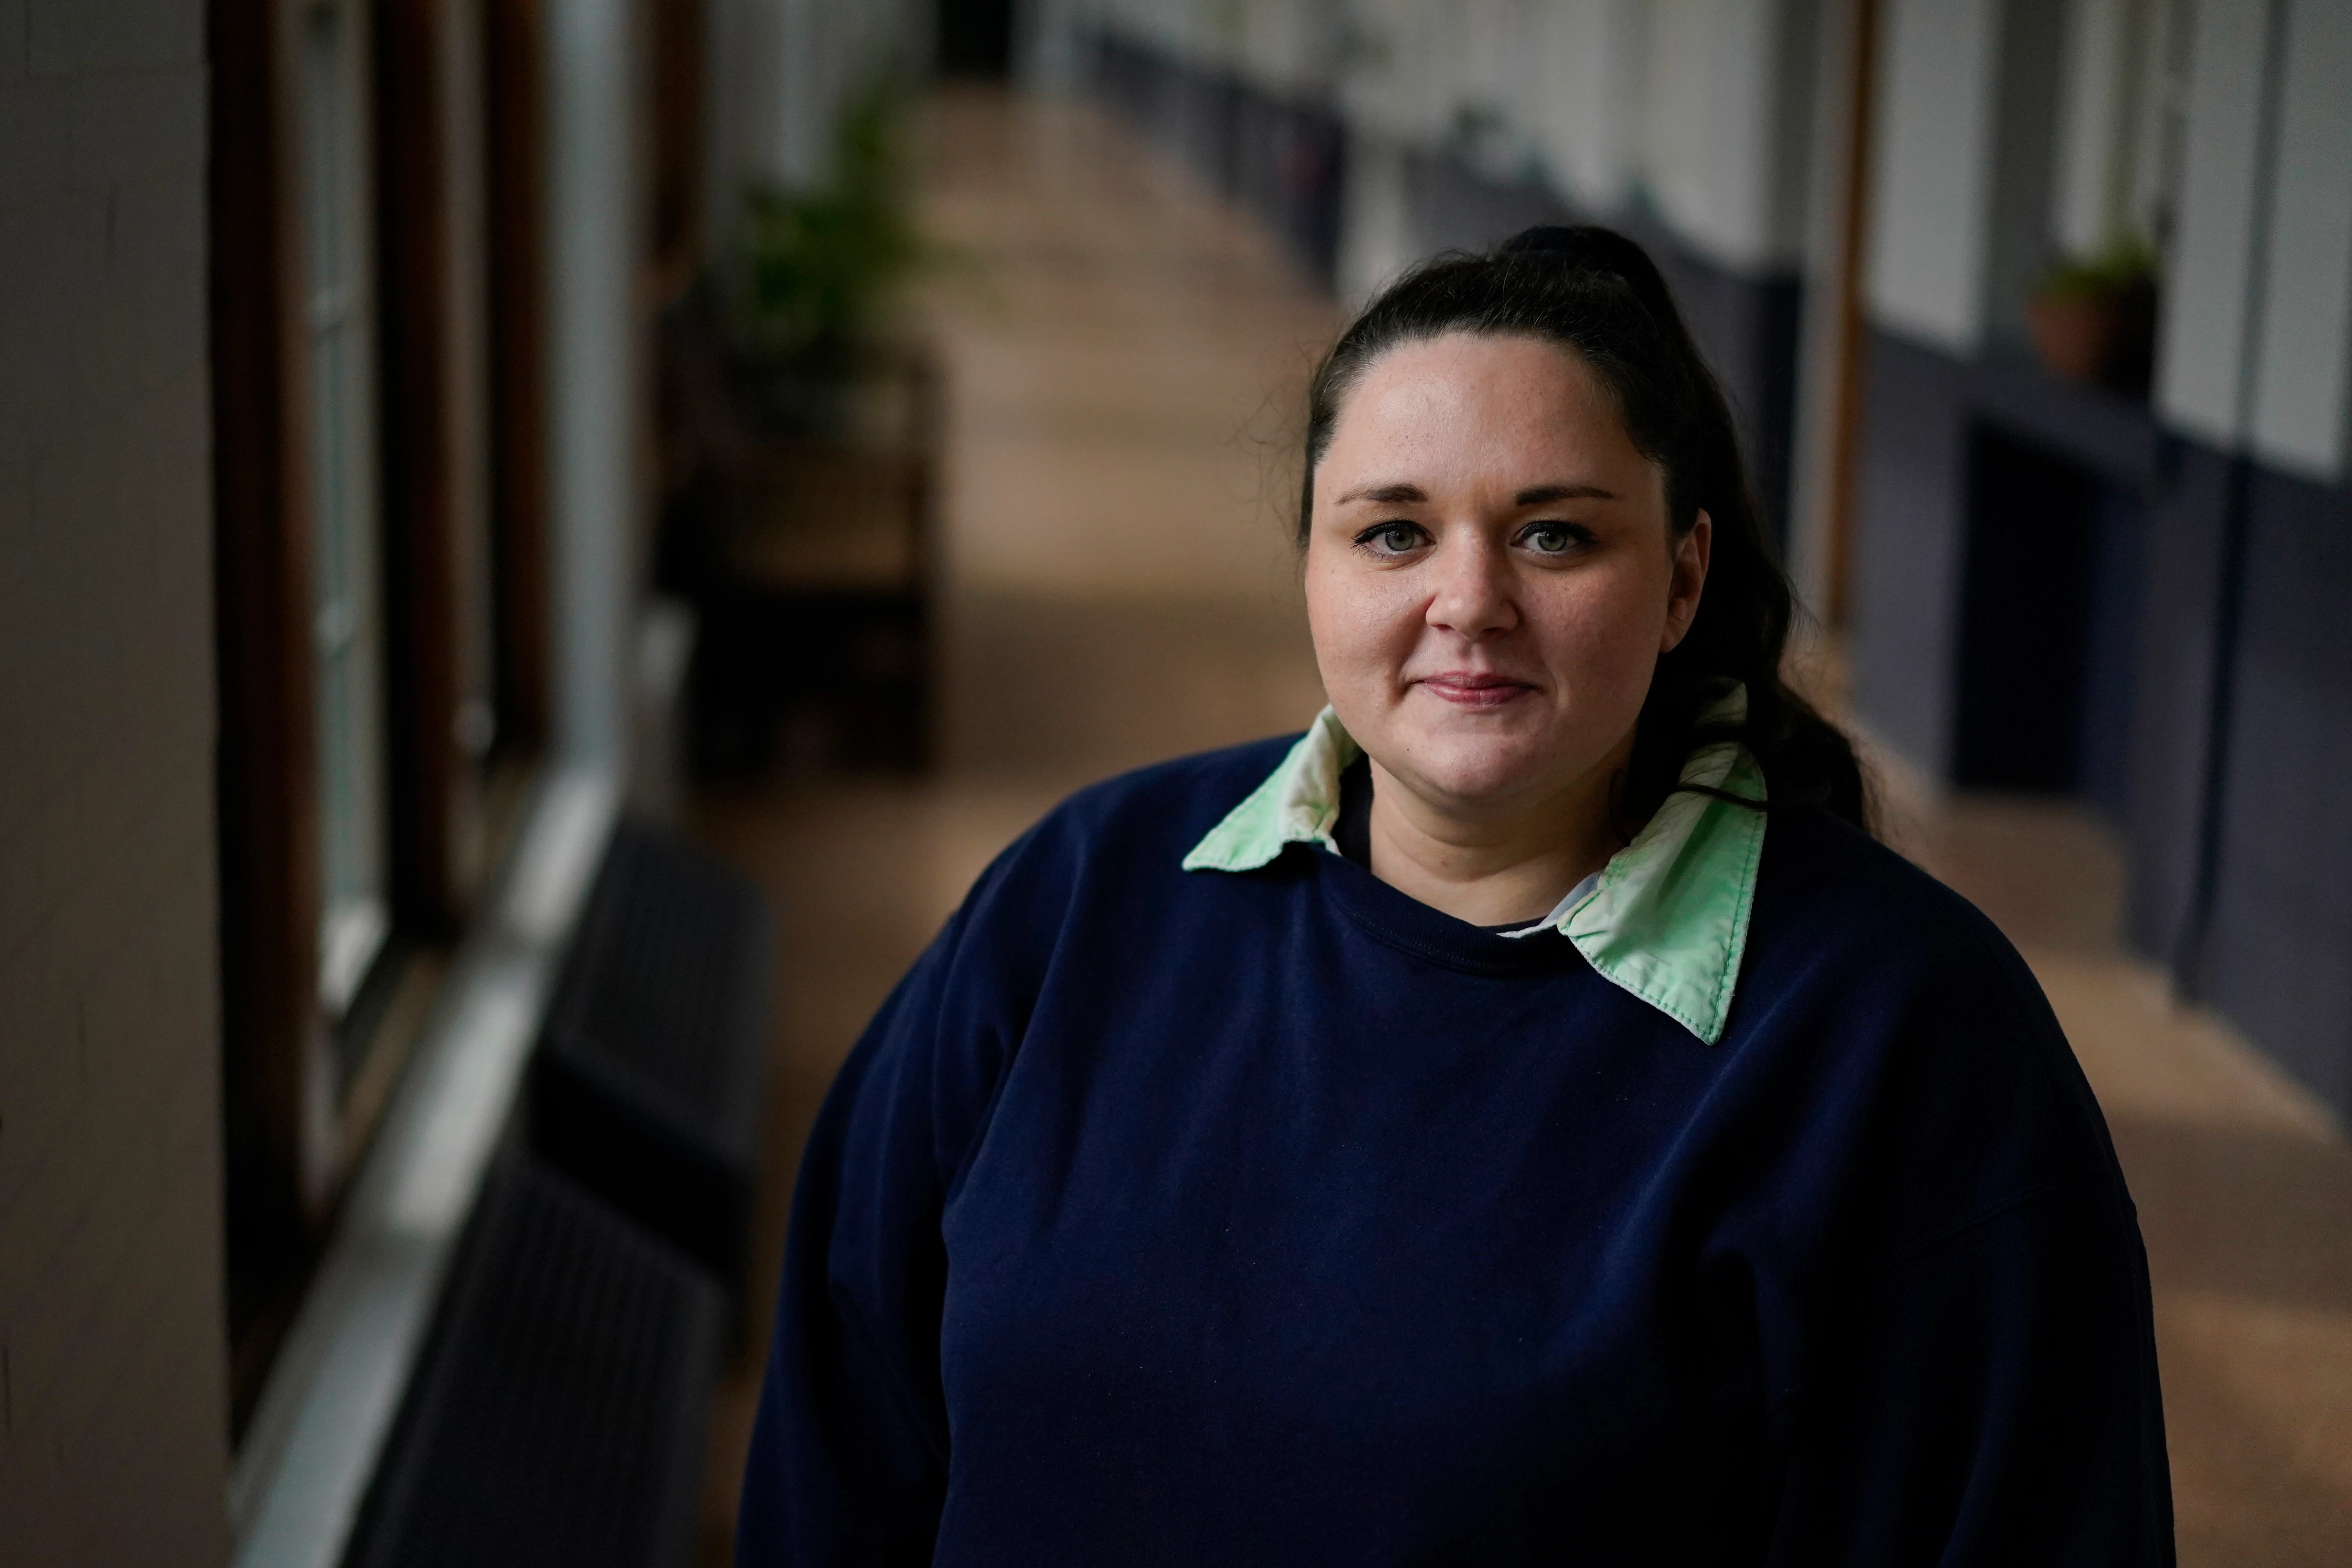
[{"xmin": 737, "ymin": 227, "xmax": 2172, "ymax": 1565}]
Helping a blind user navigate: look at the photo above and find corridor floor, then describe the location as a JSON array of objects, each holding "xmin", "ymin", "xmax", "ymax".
[{"xmin": 695, "ymin": 85, "xmax": 2352, "ymax": 1564}]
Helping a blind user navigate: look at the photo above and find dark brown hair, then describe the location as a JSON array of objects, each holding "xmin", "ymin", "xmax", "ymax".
[{"xmin": 1299, "ymin": 225, "xmax": 1868, "ymax": 834}]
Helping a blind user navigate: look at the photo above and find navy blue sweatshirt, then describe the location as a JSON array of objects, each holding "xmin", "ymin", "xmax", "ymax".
[{"xmin": 737, "ymin": 736, "xmax": 2172, "ymax": 1565}]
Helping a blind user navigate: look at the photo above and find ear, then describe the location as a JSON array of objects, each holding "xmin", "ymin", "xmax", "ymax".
[{"xmin": 1660, "ymin": 510, "xmax": 1712, "ymax": 652}]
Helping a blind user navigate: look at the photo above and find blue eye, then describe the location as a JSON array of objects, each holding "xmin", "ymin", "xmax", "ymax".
[
  {"xmin": 1356, "ymin": 522, "xmax": 1425, "ymax": 555},
  {"xmin": 1519, "ymin": 522, "xmax": 1587, "ymax": 555}
]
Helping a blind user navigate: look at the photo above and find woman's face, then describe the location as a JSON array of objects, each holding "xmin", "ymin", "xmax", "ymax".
[{"xmin": 1304, "ymin": 332, "xmax": 1710, "ymax": 819}]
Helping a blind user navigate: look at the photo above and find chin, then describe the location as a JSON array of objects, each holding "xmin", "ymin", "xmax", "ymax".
[{"xmin": 1400, "ymin": 730, "xmax": 1565, "ymax": 806}]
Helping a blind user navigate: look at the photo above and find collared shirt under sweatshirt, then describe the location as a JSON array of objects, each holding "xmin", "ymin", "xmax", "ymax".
[{"xmin": 737, "ymin": 716, "xmax": 2173, "ymax": 1566}]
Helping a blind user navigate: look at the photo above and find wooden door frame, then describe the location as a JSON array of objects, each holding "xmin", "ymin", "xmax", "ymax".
[
  {"xmin": 377, "ymin": 0, "xmax": 486, "ymax": 936},
  {"xmin": 485, "ymin": 0, "xmax": 554, "ymax": 760},
  {"xmin": 211, "ymin": 0, "xmax": 334, "ymax": 1433}
]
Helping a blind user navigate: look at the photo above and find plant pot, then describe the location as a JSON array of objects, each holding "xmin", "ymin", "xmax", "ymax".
[{"xmin": 2028, "ymin": 280, "xmax": 2157, "ymax": 397}]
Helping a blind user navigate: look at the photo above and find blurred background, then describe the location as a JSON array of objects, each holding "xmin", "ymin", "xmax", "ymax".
[{"xmin": 5, "ymin": 0, "xmax": 2352, "ymax": 1562}]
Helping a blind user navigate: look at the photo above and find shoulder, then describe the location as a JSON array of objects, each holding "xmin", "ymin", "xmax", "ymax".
[
  {"xmin": 1748, "ymin": 805, "xmax": 2028, "ymax": 992},
  {"xmin": 874, "ymin": 736, "xmax": 1304, "ymax": 1117},
  {"xmin": 941, "ymin": 732, "xmax": 1306, "ymax": 951},
  {"xmin": 833, "ymin": 737, "xmax": 1306, "ymax": 1159},
  {"xmin": 1048, "ymin": 733, "xmax": 1302, "ymax": 845},
  {"xmin": 1734, "ymin": 806, "xmax": 2124, "ymax": 1226},
  {"xmin": 993, "ymin": 733, "xmax": 1304, "ymax": 885},
  {"xmin": 1742, "ymin": 804, "xmax": 2062, "ymax": 1051}
]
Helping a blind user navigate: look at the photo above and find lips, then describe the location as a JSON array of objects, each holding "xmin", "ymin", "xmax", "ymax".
[{"xmin": 1415, "ymin": 672, "xmax": 1537, "ymax": 710}]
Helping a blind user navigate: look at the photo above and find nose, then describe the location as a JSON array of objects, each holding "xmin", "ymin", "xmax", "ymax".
[{"xmin": 1425, "ymin": 529, "xmax": 1519, "ymax": 641}]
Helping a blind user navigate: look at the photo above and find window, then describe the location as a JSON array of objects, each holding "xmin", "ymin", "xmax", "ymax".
[
  {"xmin": 212, "ymin": 0, "xmax": 555, "ymax": 1436},
  {"xmin": 298, "ymin": 0, "xmax": 392, "ymax": 1021}
]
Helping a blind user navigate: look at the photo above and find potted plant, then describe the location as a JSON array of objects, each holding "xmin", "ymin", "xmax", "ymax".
[
  {"xmin": 674, "ymin": 78, "xmax": 944, "ymax": 776},
  {"xmin": 726, "ymin": 80, "xmax": 926, "ymax": 436},
  {"xmin": 2028, "ymin": 235, "xmax": 2160, "ymax": 397}
]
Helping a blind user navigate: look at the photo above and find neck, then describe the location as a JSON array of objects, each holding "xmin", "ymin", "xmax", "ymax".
[{"xmin": 1364, "ymin": 751, "xmax": 1626, "ymax": 927}]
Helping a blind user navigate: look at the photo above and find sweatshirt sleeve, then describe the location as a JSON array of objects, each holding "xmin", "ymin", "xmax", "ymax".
[
  {"xmin": 1758, "ymin": 913, "xmax": 2175, "ymax": 1566},
  {"xmin": 733, "ymin": 851, "xmax": 1037, "ymax": 1567},
  {"xmin": 1764, "ymin": 1171, "xmax": 2173, "ymax": 1564}
]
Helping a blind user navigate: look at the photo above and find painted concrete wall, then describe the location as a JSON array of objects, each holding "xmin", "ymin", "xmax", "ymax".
[
  {"xmin": 1233, "ymin": 0, "xmax": 1341, "ymax": 95},
  {"xmin": 2249, "ymin": 0, "xmax": 2352, "ymax": 483},
  {"xmin": 2156, "ymin": 0, "xmax": 2277, "ymax": 449},
  {"xmin": 549, "ymin": 0, "xmax": 639, "ymax": 777},
  {"xmin": 2158, "ymin": 0, "xmax": 2352, "ymax": 482},
  {"xmin": 2048, "ymin": 0, "xmax": 2175, "ymax": 261},
  {"xmin": 1093, "ymin": 0, "xmax": 1216, "ymax": 69},
  {"xmin": 2200, "ymin": 463, "xmax": 2352, "ymax": 1111},
  {"xmin": 1530, "ymin": 0, "xmax": 1646, "ymax": 213},
  {"xmin": 1863, "ymin": 0, "xmax": 2002, "ymax": 354},
  {"xmin": 1643, "ymin": 0, "xmax": 1815, "ymax": 273},
  {"xmin": 1976, "ymin": 0, "xmax": 2068, "ymax": 358},
  {"xmin": 0, "ymin": 0, "xmax": 233, "ymax": 1560},
  {"xmin": 2051, "ymin": 0, "xmax": 2131, "ymax": 258},
  {"xmin": 704, "ymin": 0, "xmax": 923, "ymax": 237},
  {"xmin": 1087, "ymin": 0, "xmax": 1819, "ymax": 282},
  {"xmin": 1335, "ymin": 0, "xmax": 1460, "ymax": 144},
  {"xmin": 1092, "ymin": 0, "xmax": 1378, "ymax": 100},
  {"xmin": 1336, "ymin": 135, "xmax": 1418, "ymax": 301}
]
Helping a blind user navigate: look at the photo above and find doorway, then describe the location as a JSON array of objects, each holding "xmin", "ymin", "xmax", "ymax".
[{"xmin": 1952, "ymin": 423, "xmax": 2145, "ymax": 812}]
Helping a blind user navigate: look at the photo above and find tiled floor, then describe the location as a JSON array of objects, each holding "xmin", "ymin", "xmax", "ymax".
[{"xmin": 696, "ymin": 85, "xmax": 2352, "ymax": 1563}]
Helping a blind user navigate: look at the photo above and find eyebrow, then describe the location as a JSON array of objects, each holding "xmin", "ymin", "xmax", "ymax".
[
  {"xmin": 1332, "ymin": 481, "xmax": 1428, "ymax": 505},
  {"xmin": 1514, "ymin": 483, "xmax": 1617, "ymax": 505},
  {"xmin": 1331, "ymin": 481, "xmax": 1619, "ymax": 506}
]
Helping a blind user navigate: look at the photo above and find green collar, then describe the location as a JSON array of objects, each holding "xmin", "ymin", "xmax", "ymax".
[{"xmin": 1181, "ymin": 696, "xmax": 1767, "ymax": 1044}]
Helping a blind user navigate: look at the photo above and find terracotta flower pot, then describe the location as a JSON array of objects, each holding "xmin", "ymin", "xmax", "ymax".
[{"xmin": 2028, "ymin": 280, "xmax": 2157, "ymax": 396}]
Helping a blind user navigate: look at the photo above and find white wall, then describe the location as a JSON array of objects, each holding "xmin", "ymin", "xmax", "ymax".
[
  {"xmin": 1863, "ymin": 0, "xmax": 2352, "ymax": 475},
  {"xmin": 1336, "ymin": 0, "xmax": 1460, "ymax": 144},
  {"xmin": 1977, "ymin": 0, "xmax": 2068, "ymax": 356},
  {"xmin": 548, "ymin": 0, "xmax": 639, "ymax": 775},
  {"xmin": 2051, "ymin": 0, "xmax": 2120, "ymax": 257},
  {"xmin": 1336, "ymin": 134, "xmax": 1418, "ymax": 301},
  {"xmin": 1863, "ymin": 0, "xmax": 2002, "ymax": 353},
  {"xmin": 1236, "ymin": 0, "xmax": 1342, "ymax": 96},
  {"xmin": 1642, "ymin": 0, "xmax": 1815, "ymax": 272},
  {"xmin": 0, "ymin": 0, "xmax": 233, "ymax": 1560},
  {"xmin": 1124, "ymin": 0, "xmax": 1825, "ymax": 277},
  {"xmin": 2146, "ymin": 0, "xmax": 2352, "ymax": 483},
  {"xmin": 1335, "ymin": 0, "xmax": 1818, "ymax": 269},
  {"xmin": 2048, "ymin": 0, "xmax": 2166, "ymax": 259},
  {"xmin": 1530, "ymin": 0, "xmax": 1647, "ymax": 212},
  {"xmin": 2248, "ymin": 0, "xmax": 2352, "ymax": 482},
  {"xmin": 1462, "ymin": 0, "xmax": 1557, "ymax": 170},
  {"xmin": 2156, "ymin": 0, "xmax": 2278, "ymax": 448},
  {"xmin": 704, "ymin": 0, "xmax": 923, "ymax": 237},
  {"xmin": 1094, "ymin": 0, "xmax": 1199, "ymax": 64}
]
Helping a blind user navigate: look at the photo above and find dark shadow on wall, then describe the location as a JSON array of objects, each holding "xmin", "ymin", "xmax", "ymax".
[
  {"xmin": 2198, "ymin": 463, "xmax": 2352, "ymax": 1117},
  {"xmin": 1851, "ymin": 330, "xmax": 2164, "ymax": 789},
  {"xmin": 1952, "ymin": 426, "xmax": 2145, "ymax": 813},
  {"xmin": 1851, "ymin": 321, "xmax": 2352, "ymax": 1128},
  {"xmin": 2121, "ymin": 439, "xmax": 2229, "ymax": 974}
]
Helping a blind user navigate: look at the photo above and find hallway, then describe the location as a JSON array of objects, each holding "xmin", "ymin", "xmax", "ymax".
[
  {"xmin": 696, "ymin": 87, "xmax": 2352, "ymax": 1564},
  {"xmin": 691, "ymin": 85, "xmax": 1338, "ymax": 1559}
]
